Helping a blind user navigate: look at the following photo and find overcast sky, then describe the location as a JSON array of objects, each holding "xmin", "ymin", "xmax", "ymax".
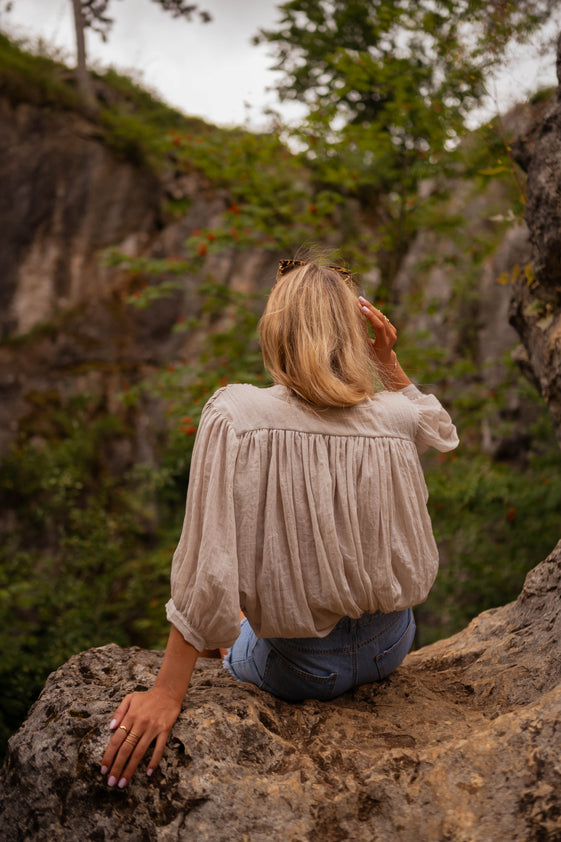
[{"xmin": 1, "ymin": 0, "xmax": 560, "ymax": 129}]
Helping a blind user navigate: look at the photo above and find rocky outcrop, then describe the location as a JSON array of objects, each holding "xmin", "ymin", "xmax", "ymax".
[
  {"xmin": 509, "ymin": 33, "xmax": 561, "ymax": 446},
  {"xmin": 1, "ymin": 539, "xmax": 560, "ymax": 841}
]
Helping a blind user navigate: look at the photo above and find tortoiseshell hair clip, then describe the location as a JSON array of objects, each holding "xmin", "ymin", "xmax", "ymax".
[{"xmin": 278, "ymin": 259, "xmax": 354, "ymax": 285}]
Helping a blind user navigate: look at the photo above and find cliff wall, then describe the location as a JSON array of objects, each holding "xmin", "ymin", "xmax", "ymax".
[
  {"xmin": 0, "ymin": 97, "xmax": 160, "ymax": 337},
  {"xmin": 0, "ymin": 92, "xmax": 276, "ymax": 457},
  {"xmin": 510, "ymin": 33, "xmax": 561, "ymax": 446}
]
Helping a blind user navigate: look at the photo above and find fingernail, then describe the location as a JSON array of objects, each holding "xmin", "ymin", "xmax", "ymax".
[
  {"xmin": 147, "ymin": 768, "xmax": 154, "ymax": 777},
  {"xmin": 358, "ymin": 296, "xmax": 367, "ymax": 304},
  {"xmin": 108, "ymin": 776, "xmax": 117, "ymax": 787},
  {"xmin": 109, "ymin": 719, "xmax": 117, "ymax": 730},
  {"xmin": 100, "ymin": 765, "xmax": 108, "ymax": 775},
  {"xmin": 361, "ymin": 306, "xmax": 369, "ymax": 315},
  {"xmin": 118, "ymin": 777, "xmax": 127, "ymax": 789}
]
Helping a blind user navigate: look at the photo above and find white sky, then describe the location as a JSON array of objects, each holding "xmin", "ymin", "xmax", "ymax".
[{"xmin": 1, "ymin": 0, "xmax": 559, "ymax": 130}]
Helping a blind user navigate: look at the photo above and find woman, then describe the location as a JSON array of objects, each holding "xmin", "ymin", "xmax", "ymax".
[{"xmin": 100, "ymin": 258, "xmax": 458, "ymax": 788}]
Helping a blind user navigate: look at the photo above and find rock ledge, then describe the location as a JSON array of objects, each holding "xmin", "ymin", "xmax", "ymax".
[{"xmin": 1, "ymin": 540, "xmax": 561, "ymax": 841}]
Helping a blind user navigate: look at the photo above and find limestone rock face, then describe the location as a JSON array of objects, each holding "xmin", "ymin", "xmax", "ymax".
[
  {"xmin": 0, "ymin": 98, "xmax": 160, "ymax": 338},
  {"xmin": 510, "ymin": 33, "xmax": 561, "ymax": 445},
  {"xmin": 1, "ymin": 540, "xmax": 560, "ymax": 842},
  {"xmin": 0, "ymin": 94, "xmax": 278, "ymax": 458}
]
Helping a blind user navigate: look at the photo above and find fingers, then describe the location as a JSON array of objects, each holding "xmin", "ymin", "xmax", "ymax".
[
  {"xmin": 100, "ymin": 689, "xmax": 182, "ymax": 788},
  {"xmin": 100, "ymin": 696, "xmax": 132, "ymax": 775},
  {"xmin": 101, "ymin": 717, "xmax": 161, "ymax": 788},
  {"xmin": 107, "ymin": 694, "xmax": 132, "ymax": 732},
  {"xmin": 146, "ymin": 732, "xmax": 170, "ymax": 777},
  {"xmin": 109, "ymin": 731, "xmax": 154, "ymax": 789},
  {"xmin": 358, "ymin": 296, "xmax": 397, "ymax": 345},
  {"xmin": 100, "ymin": 716, "xmax": 135, "ymax": 784},
  {"xmin": 102, "ymin": 725, "xmax": 145, "ymax": 788}
]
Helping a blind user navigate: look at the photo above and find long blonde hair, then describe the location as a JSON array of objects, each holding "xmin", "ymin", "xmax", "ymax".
[{"xmin": 259, "ymin": 261, "xmax": 377, "ymax": 407}]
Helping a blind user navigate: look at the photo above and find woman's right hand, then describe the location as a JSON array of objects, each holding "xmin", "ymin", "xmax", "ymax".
[
  {"xmin": 100, "ymin": 687, "xmax": 182, "ymax": 788},
  {"xmin": 358, "ymin": 296, "xmax": 397, "ymax": 366},
  {"xmin": 100, "ymin": 624, "xmax": 199, "ymax": 788}
]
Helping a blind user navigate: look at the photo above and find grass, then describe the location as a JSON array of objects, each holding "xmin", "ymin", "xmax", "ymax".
[
  {"xmin": 0, "ymin": 31, "xmax": 80, "ymax": 110},
  {"xmin": 0, "ymin": 31, "xmax": 227, "ymax": 172}
]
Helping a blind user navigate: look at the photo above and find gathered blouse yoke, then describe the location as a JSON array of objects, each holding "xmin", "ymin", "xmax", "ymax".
[{"xmin": 166, "ymin": 383, "xmax": 459, "ymax": 652}]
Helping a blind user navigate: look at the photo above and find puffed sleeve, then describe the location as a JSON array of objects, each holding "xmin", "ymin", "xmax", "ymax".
[
  {"xmin": 165, "ymin": 393, "xmax": 241, "ymax": 651},
  {"xmin": 400, "ymin": 384, "xmax": 459, "ymax": 455}
]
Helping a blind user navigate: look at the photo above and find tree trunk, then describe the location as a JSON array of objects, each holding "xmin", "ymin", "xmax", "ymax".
[{"xmin": 70, "ymin": 0, "xmax": 97, "ymax": 110}]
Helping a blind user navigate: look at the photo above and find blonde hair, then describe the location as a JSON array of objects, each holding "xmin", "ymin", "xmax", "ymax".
[{"xmin": 259, "ymin": 262, "xmax": 378, "ymax": 407}]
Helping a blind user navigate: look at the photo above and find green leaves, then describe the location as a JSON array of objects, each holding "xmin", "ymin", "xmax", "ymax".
[
  {"xmin": 254, "ymin": 0, "xmax": 555, "ymax": 282},
  {"xmin": 422, "ymin": 440, "xmax": 561, "ymax": 644}
]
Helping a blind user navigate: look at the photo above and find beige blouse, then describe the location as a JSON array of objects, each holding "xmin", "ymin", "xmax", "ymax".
[{"xmin": 165, "ymin": 383, "xmax": 459, "ymax": 652}]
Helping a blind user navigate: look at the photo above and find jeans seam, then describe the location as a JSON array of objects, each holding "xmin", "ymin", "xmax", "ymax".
[
  {"xmin": 359, "ymin": 613, "xmax": 404, "ymax": 648},
  {"xmin": 374, "ymin": 611, "xmax": 415, "ymax": 680}
]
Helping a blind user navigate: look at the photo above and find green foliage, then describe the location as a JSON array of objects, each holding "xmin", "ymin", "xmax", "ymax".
[
  {"xmin": 258, "ymin": 0, "xmax": 555, "ymax": 127},
  {"xmin": 0, "ymin": 280, "xmax": 267, "ymax": 757},
  {"xmin": 166, "ymin": 127, "xmax": 345, "ymax": 252},
  {"xmin": 0, "ymin": 32, "xmax": 215, "ymax": 173},
  {"xmin": 97, "ymin": 69, "xmax": 211, "ymax": 170},
  {"xmin": 0, "ymin": 31, "xmax": 80, "ymax": 109},
  {"xmin": 124, "ymin": 277, "xmax": 268, "ymax": 420},
  {"xmin": 397, "ymin": 330, "xmax": 561, "ymax": 645},
  {"xmin": 421, "ymin": 421, "xmax": 561, "ymax": 643},
  {"xmin": 0, "ymin": 393, "xmax": 176, "ymax": 754},
  {"xmin": 257, "ymin": 0, "xmax": 486, "ymax": 196},
  {"xmin": 255, "ymin": 0, "xmax": 557, "ymax": 278}
]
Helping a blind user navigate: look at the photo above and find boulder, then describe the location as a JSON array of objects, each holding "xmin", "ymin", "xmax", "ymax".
[
  {"xmin": 1, "ymin": 540, "xmax": 560, "ymax": 841},
  {"xmin": 510, "ymin": 32, "xmax": 561, "ymax": 446}
]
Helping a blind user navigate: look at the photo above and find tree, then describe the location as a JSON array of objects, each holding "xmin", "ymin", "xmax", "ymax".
[
  {"xmin": 255, "ymin": 0, "xmax": 558, "ymax": 284},
  {"xmin": 71, "ymin": 0, "xmax": 211, "ymax": 105}
]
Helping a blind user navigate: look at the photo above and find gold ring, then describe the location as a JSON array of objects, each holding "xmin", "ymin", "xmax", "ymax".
[
  {"xmin": 384, "ymin": 316, "xmax": 389, "ymax": 322},
  {"xmin": 125, "ymin": 736, "xmax": 139, "ymax": 746},
  {"xmin": 118, "ymin": 725, "xmax": 128, "ymax": 734},
  {"xmin": 128, "ymin": 731, "xmax": 141, "ymax": 740}
]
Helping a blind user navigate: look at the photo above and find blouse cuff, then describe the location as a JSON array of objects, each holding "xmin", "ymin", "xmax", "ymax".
[{"xmin": 165, "ymin": 598, "xmax": 206, "ymax": 653}]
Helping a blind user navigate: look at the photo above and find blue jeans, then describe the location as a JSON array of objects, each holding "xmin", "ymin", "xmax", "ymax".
[{"xmin": 224, "ymin": 608, "xmax": 415, "ymax": 702}]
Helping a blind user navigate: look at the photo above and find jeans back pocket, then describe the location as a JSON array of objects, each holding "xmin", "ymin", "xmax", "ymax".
[{"xmin": 257, "ymin": 644, "xmax": 338, "ymax": 702}]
